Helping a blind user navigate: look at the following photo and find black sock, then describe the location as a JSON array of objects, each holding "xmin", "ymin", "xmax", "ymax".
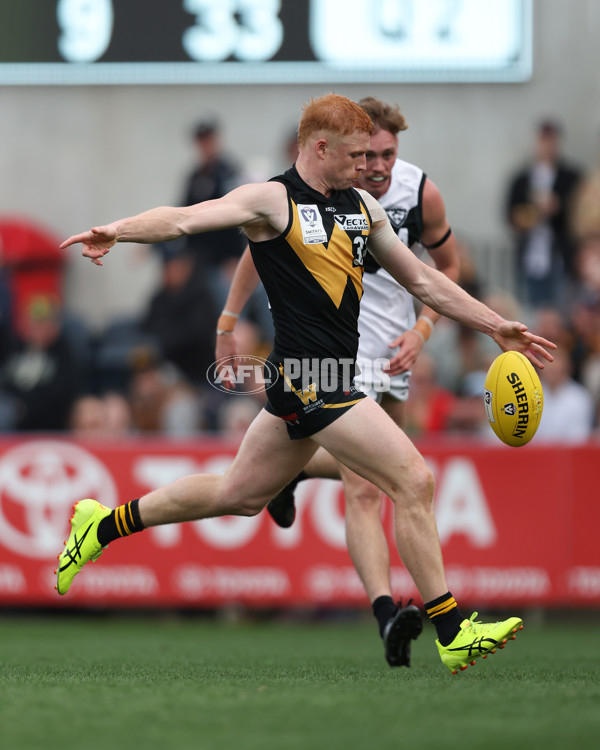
[
  {"xmin": 372, "ymin": 595, "xmax": 397, "ymax": 638},
  {"xmin": 97, "ymin": 498, "xmax": 145, "ymax": 546},
  {"xmin": 425, "ymin": 591, "xmax": 464, "ymax": 646}
]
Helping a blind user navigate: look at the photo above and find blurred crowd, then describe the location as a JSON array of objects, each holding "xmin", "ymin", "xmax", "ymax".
[{"xmin": 0, "ymin": 116, "xmax": 599, "ymax": 444}]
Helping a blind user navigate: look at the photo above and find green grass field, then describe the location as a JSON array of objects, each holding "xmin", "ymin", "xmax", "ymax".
[{"xmin": 1, "ymin": 612, "xmax": 598, "ymax": 750}]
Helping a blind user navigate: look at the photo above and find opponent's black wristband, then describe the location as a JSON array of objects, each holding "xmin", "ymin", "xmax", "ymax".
[{"xmin": 424, "ymin": 227, "xmax": 452, "ymax": 250}]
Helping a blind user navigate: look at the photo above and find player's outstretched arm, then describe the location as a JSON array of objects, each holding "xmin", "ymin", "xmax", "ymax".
[
  {"xmin": 60, "ymin": 182, "xmax": 287, "ymax": 266},
  {"xmin": 60, "ymin": 206, "xmax": 197, "ymax": 265}
]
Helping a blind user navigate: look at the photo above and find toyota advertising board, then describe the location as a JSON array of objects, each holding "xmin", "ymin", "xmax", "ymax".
[{"xmin": 0, "ymin": 436, "xmax": 598, "ymax": 609}]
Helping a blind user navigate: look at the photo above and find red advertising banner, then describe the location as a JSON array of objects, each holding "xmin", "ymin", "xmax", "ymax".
[{"xmin": 0, "ymin": 436, "xmax": 598, "ymax": 609}]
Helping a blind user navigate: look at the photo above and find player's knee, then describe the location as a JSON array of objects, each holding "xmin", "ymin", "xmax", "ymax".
[
  {"xmin": 411, "ymin": 459, "xmax": 435, "ymax": 505},
  {"xmin": 345, "ymin": 481, "xmax": 381, "ymax": 512},
  {"xmin": 235, "ymin": 500, "xmax": 265, "ymax": 517},
  {"xmin": 219, "ymin": 477, "xmax": 267, "ymax": 516},
  {"xmin": 225, "ymin": 495, "xmax": 266, "ymax": 516},
  {"xmin": 393, "ymin": 456, "xmax": 435, "ymax": 508}
]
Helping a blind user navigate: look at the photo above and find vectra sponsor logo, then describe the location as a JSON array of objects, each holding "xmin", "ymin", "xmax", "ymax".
[
  {"xmin": 333, "ymin": 214, "xmax": 369, "ymax": 231},
  {"xmin": 207, "ymin": 355, "xmax": 279, "ymax": 394},
  {"xmin": 506, "ymin": 372, "xmax": 529, "ymax": 437}
]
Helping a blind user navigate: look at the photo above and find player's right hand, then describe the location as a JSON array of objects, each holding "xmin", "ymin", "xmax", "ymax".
[{"xmin": 60, "ymin": 225, "xmax": 117, "ymax": 266}]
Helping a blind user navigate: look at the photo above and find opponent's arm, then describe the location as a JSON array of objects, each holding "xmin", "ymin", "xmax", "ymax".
[
  {"xmin": 415, "ymin": 177, "xmax": 460, "ymax": 325},
  {"xmin": 367, "ymin": 218, "xmax": 556, "ymax": 367},
  {"xmin": 386, "ymin": 179, "xmax": 460, "ymax": 374},
  {"xmin": 217, "ymin": 246, "xmax": 261, "ymax": 334},
  {"xmin": 215, "ymin": 247, "xmax": 262, "ymax": 389}
]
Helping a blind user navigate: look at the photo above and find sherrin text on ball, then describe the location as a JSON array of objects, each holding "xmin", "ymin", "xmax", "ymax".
[{"xmin": 483, "ymin": 351, "xmax": 544, "ymax": 447}]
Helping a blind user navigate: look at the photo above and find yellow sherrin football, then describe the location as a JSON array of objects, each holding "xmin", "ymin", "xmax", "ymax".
[{"xmin": 483, "ymin": 351, "xmax": 544, "ymax": 447}]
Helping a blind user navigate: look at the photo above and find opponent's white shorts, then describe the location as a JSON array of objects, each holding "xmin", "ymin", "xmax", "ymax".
[{"xmin": 354, "ymin": 268, "xmax": 416, "ymax": 403}]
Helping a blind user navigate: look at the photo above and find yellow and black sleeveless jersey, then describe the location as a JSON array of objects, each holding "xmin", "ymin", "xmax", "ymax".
[{"xmin": 249, "ymin": 166, "xmax": 372, "ymax": 362}]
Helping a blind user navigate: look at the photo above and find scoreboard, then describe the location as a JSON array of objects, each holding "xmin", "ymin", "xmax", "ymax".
[{"xmin": 0, "ymin": 0, "xmax": 532, "ymax": 85}]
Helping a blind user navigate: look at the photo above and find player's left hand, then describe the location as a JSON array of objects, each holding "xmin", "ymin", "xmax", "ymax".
[
  {"xmin": 492, "ymin": 321, "xmax": 557, "ymax": 368},
  {"xmin": 385, "ymin": 330, "xmax": 424, "ymax": 375},
  {"xmin": 60, "ymin": 225, "xmax": 117, "ymax": 266}
]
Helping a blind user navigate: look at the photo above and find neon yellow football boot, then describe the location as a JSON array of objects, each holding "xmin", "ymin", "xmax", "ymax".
[
  {"xmin": 55, "ymin": 499, "xmax": 111, "ymax": 595},
  {"xmin": 436, "ymin": 612, "xmax": 523, "ymax": 674}
]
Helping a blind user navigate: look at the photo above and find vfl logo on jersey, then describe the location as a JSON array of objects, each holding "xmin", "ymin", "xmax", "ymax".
[
  {"xmin": 334, "ymin": 214, "xmax": 369, "ymax": 231},
  {"xmin": 386, "ymin": 208, "xmax": 408, "ymax": 232},
  {"xmin": 298, "ymin": 204, "xmax": 327, "ymax": 245}
]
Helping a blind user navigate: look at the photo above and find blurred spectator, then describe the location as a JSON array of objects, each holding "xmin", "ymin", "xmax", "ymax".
[
  {"xmin": 142, "ymin": 239, "xmax": 218, "ymax": 387},
  {"xmin": 572, "ymin": 234, "xmax": 600, "ymax": 303},
  {"xmin": 571, "ymin": 136, "xmax": 600, "ymax": 242},
  {"xmin": 427, "ymin": 321, "xmax": 492, "ymax": 394},
  {"xmin": 580, "ymin": 352, "xmax": 600, "ymax": 434},
  {"xmin": 93, "ymin": 316, "xmax": 161, "ymax": 394},
  {"xmin": 568, "ymin": 238, "xmax": 600, "ymax": 382},
  {"xmin": 0, "ymin": 235, "xmax": 13, "ymax": 358},
  {"xmin": 69, "ymin": 392, "xmax": 132, "ymax": 437},
  {"xmin": 103, "ymin": 391, "xmax": 133, "ymax": 434},
  {"xmin": 569, "ymin": 294, "xmax": 600, "ymax": 415},
  {"xmin": 454, "ymin": 236, "xmax": 483, "ymax": 300},
  {"xmin": 0, "ymin": 294, "xmax": 80, "ymax": 430},
  {"xmin": 0, "ymin": 217, "xmax": 65, "ymax": 339},
  {"xmin": 536, "ymin": 349, "xmax": 594, "ymax": 443},
  {"xmin": 424, "ymin": 237, "xmax": 489, "ymax": 392},
  {"xmin": 128, "ymin": 359, "xmax": 203, "ymax": 437},
  {"xmin": 445, "ymin": 370, "xmax": 495, "ymax": 440},
  {"xmin": 531, "ymin": 306, "xmax": 575, "ymax": 354},
  {"xmin": 402, "ymin": 352, "xmax": 456, "ymax": 438},
  {"xmin": 69, "ymin": 394, "xmax": 105, "ymax": 435},
  {"xmin": 180, "ymin": 118, "xmax": 246, "ymax": 308},
  {"xmin": 217, "ymin": 396, "xmax": 262, "ymax": 440},
  {"xmin": 505, "ymin": 119, "xmax": 582, "ymax": 309}
]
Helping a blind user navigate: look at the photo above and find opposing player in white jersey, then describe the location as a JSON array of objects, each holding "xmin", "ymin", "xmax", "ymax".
[{"xmin": 215, "ymin": 97, "xmax": 460, "ymax": 667}]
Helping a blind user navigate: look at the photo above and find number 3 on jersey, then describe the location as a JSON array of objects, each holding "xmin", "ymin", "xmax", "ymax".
[{"xmin": 352, "ymin": 235, "xmax": 367, "ymax": 267}]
